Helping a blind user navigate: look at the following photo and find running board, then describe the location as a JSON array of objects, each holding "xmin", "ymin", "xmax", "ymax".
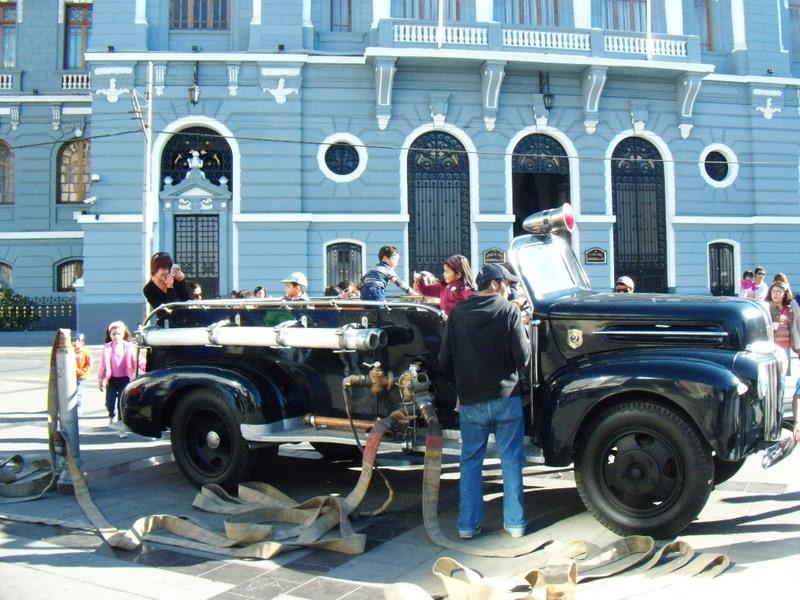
[{"xmin": 240, "ymin": 420, "xmax": 545, "ymax": 463}]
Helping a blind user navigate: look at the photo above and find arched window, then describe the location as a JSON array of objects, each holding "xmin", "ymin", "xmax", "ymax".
[
  {"xmin": 160, "ymin": 126, "xmax": 232, "ymax": 189},
  {"xmin": 326, "ymin": 241, "xmax": 363, "ymax": 287},
  {"xmin": 0, "ymin": 140, "xmax": 13, "ymax": 205},
  {"xmin": 708, "ymin": 242, "xmax": 735, "ymax": 296},
  {"xmin": 0, "ymin": 261, "xmax": 11, "ymax": 289},
  {"xmin": 57, "ymin": 139, "xmax": 90, "ymax": 204},
  {"xmin": 56, "ymin": 259, "xmax": 83, "ymax": 292}
]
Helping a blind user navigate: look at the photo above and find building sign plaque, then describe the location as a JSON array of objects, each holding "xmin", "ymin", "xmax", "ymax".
[
  {"xmin": 482, "ymin": 247, "xmax": 507, "ymax": 265},
  {"xmin": 585, "ymin": 247, "xmax": 607, "ymax": 265}
]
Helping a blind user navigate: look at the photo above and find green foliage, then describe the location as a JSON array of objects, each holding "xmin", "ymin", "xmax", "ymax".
[{"xmin": 0, "ymin": 289, "xmax": 40, "ymax": 331}]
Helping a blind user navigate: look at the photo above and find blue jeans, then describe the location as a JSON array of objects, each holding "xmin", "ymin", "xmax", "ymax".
[
  {"xmin": 457, "ymin": 395, "xmax": 525, "ymax": 535},
  {"xmin": 76, "ymin": 378, "xmax": 85, "ymax": 408},
  {"xmin": 360, "ymin": 285, "xmax": 385, "ymax": 301},
  {"xmin": 105, "ymin": 376, "xmax": 129, "ymax": 419}
]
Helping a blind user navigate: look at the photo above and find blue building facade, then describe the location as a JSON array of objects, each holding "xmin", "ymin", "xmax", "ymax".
[{"xmin": 2, "ymin": 1, "xmax": 800, "ymax": 341}]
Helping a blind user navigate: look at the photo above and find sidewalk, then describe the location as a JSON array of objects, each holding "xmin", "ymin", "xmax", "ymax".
[{"xmin": 2, "ymin": 347, "xmax": 800, "ymax": 599}]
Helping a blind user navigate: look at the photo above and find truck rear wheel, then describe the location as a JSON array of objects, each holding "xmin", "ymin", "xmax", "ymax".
[
  {"xmin": 574, "ymin": 400, "xmax": 713, "ymax": 539},
  {"xmin": 171, "ymin": 388, "xmax": 251, "ymax": 489}
]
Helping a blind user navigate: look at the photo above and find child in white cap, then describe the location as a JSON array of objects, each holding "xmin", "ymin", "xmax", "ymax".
[{"xmin": 281, "ymin": 272, "xmax": 310, "ymax": 301}]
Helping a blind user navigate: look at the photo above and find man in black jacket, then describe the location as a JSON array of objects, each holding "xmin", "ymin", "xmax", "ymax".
[{"xmin": 440, "ymin": 264, "xmax": 531, "ymax": 539}]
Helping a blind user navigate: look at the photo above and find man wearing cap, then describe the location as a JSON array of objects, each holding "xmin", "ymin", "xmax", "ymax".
[
  {"xmin": 439, "ymin": 264, "xmax": 531, "ymax": 539},
  {"xmin": 614, "ymin": 276, "xmax": 635, "ymax": 293},
  {"xmin": 281, "ymin": 272, "xmax": 310, "ymax": 301}
]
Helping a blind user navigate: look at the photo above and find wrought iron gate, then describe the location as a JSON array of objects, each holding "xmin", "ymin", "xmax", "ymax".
[
  {"xmin": 174, "ymin": 215, "xmax": 220, "ymax": 299},
  {"xmin": 611, "ymin": 137, "xmax": 667, "ymax": 293},
  {"xmin": 407, "ymin": 131, "xmax": 471, "ymax": 275}
]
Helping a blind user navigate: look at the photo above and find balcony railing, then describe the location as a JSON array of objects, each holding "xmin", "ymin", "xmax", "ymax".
[
  {"xmin": 604, "ymin": 33, "xmax": 687, "ymax": 57},
  {"xmin": 0, "ymin": 72, "xmax": 12, "ymax": 90},
  {"xmin": 502, "ymin": 27, "xmax": 590, "ymax": 51},
  {"xmin": 62, "ymin": 72, "xmax": 90, "ymax": 91},
  {"xmin": 393, "ymin": 22, "xmax": 488, "ymax": 46},
  {"xmin": 380, "ymin": 20, "xmax": 698, "ymax": 62}
]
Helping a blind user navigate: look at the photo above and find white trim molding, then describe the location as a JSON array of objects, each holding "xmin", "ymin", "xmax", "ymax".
[
  {"xmin": 317, "ymin": 133, "xmax": 368, "ymax": 183},
  {"xmin": 699, "ymin": 143, "xmax": 739, "ymax": 188},
  {"xmin": 234, "ymin": 213, "xmax": 409, "ymax": 223},
  {"xmin": 400, "ymin": 123, "xmax": 480, "ymax": 275},
  {"xmin": 473, "ymin": 214, "xmax": 516, "ymax": 223},
  {"xmin": 74, "ymin": 213, "xmax": 142, "ymax": 224},
  {"xmin": 605, "ymin": 129, "xmax": 677, "ymax": 289},
  {"xmin": 0, "ymin": 231, "xmax": 84, "ymax": 240},
  {"xmin": 672, "ymin": 215, "xmax": 800, "ymax": 225},
  {"xmin": 577, "ymin": 214, "xmax": 617, "ymax": 223},
  {"xmin": 706, "ymin": 238, "xmax": 742, "ymax": 295},
  {"xmin": 322, "ymin": 238, "xmax": 367, "ymax": 288}
]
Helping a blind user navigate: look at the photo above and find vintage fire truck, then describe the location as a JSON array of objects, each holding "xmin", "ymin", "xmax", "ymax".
[{"xmin": 120, "ymin": 205, "xmax": 786, "ymax": 538}]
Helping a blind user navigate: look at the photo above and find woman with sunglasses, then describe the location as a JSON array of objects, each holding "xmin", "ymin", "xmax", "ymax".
[{"xmin": 143, "ymin": 252, "xmax": 192, "ymax": 310}]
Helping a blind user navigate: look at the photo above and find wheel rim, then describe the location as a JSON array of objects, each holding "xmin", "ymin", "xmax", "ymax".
[
  {"xmin": 183, "ymin": 408, "xmax": 233, "ymax": 478},
  {"xmin": 595, "ymin": 428, "xmax": 684, "ymax": 517}
]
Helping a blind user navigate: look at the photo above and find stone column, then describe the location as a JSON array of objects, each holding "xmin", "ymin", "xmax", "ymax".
[
  {"xmin": 476, "ymin": 0, "xmax": 493, "ymax": 22},
  {"xmin": 373, "ymin": 0, "xmax": 391, "ymax": 28},
  {"xmin": 731, "ymin": 0, "xmax": 747, "ymax": 51},
  {"xmin": 573, "ymin": 0, "xmax": 591, "ymax": 29},
  {"xmin": 665, "ymin": 0, "xmax": 682, "ymax": 35}
]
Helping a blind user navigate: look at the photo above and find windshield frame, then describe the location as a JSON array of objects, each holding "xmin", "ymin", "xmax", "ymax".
[{"xmin": 508, "ymin": 234, "xmax": 592, "ymax": 304}]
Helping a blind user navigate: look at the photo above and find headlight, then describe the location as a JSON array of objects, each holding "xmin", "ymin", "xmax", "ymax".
[{"xmin": 757, "ymin": 363, "xmax": 769, "ymax": 399}]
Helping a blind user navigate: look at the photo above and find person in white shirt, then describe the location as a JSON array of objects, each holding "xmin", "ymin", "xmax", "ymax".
[{"xmin": 740, "ymin": 266, "xmax": 768, "ymax": 300}]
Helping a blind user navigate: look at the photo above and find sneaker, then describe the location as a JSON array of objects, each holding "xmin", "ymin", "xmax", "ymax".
[
  {"xmin": 458, "ymin": 527, "xmax": 481, "ymax": 540},
  {"xmin": 504, "ymin": 525, "xmax": 525, "ymax": 538},
  {"xmin": 108, "ymin": 417, "xmax": 114, "ymax": 426}
]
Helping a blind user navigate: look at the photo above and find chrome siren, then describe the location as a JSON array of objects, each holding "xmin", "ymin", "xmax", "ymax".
[{"xmin": 522, "ymin": 203, "xmax": 576, "ymax": 235}]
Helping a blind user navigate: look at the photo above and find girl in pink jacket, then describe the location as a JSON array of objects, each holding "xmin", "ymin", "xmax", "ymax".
[
  {"xmin": 413, "ymin": 255, "xmax": 475, "ymax": 316},
  {"xmin": 98, "ymin": 321, "xmax": 142, "ymax": 425}
]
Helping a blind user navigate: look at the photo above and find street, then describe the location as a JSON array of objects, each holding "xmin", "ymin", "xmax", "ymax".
[{"xmin": 1, "ymin": 344, "xmax": 800, "ymax": 599}]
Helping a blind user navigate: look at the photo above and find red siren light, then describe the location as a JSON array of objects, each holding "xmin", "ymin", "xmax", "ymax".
[{"xmin": 522, "ymin": 203, "xmax": 575, "ymax": 235}]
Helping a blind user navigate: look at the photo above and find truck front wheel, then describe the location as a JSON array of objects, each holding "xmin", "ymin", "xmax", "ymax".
[
  {"xmin": 574, "ymin": 400, "xmax": 713, "ymax": 539},
  {"xmin": 171, "ymin": 388, "xmax": 251, "ymax": 489}
]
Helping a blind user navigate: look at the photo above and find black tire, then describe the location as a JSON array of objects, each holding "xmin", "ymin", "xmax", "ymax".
[
  {"xmin": 574, "ymin": 400, "xmax": 713, "ymax": 539},
  {"xmin": 171, "ymin": 388, "xmax": 251, "ymax": 489},
  {"xmin": 713, "ymin": 455, "xmax": 746, "ymax": 486}
]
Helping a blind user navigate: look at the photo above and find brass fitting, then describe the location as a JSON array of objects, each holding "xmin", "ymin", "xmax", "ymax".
[{"xmin": 343, "ymin": 362, "xmax": 393, "ymax": 395}]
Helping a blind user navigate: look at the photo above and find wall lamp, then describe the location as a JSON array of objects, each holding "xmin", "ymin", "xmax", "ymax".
[
  {"xmin": 188, "ymin": 61, "xmax": 200, "ymax": 105},
  {"xmin": 539, "ymin": 72, "xmax": 554, "ymax": 110}
]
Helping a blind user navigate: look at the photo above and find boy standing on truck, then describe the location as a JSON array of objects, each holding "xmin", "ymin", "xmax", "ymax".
[
  {"xmin": 439, "ymin": 264, "xmax": 531, "ymax": 539},
  {"xmin": 360, "ymin": 246, "xmax": 418, "ymax": 301}
]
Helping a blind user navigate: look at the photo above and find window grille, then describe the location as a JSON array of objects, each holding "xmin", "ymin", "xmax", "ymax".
[
  {"xmin": 708, "ymin": 242, "xmax": 735, "ymax": 296},
  {"xmin": 0, "ymin": 262, "xmax": 11, "ymax": 289},
  {"xmin": 326, "ymin": 242, "xmax": 363, "ymax": 286},
  {"xmin": 56, "ymin": 260, "xmax": 83, "ymax": 292}
]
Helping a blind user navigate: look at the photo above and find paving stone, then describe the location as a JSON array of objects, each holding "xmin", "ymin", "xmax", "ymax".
[
  {"xmin": 284, "ymin": 577, "xmax": 362, "ymax": 600},
  {"xmin": 199, "ymin": 561, "xmax": 272, "ymax": 585},
  {"xmin": 746, "ymin": 482, "xmax": 787, "ymax": 494},
  {"xmin": 222, "ymin": 573, "xmax": 306, "ymax": 599}
]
